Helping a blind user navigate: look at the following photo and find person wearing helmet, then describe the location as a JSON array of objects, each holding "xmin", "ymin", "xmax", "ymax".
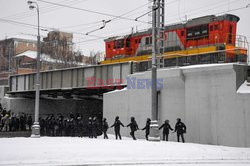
[
  {"xmin": 174, "ymin": 118, "xmax": 186, "ymax": 143},
  {"xmin": 110, "ymin": 116, "xmax": 124, "ymax": 140},
  {"xmin": 159, "ymin": 120, "xmax": 173, "ymax": 141},
  {"xmin": 126, "ymin": 117, "xmax": 139, "ymax": 140},
  {"xmin": 102, "ymin": 118, "xmax": 109, "ymax": 139},
  {"xmin": 141, "ymin": 118, "xmax": 151, "ymax": 140}
]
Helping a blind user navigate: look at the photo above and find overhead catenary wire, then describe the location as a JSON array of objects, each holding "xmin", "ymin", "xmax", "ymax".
[
  {"xmin": 166, "ymin": 0, "xmax": 244, "ymax": 23},
  {"xmin": 3, "ymin": 0, "xmax": 89, "ymax": 21},
  {"xmin": 37, "ymin": 0, "xmax": 150, "ymax": 24}
]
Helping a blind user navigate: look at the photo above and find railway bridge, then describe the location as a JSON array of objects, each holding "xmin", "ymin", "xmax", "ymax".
[{"xmin": 8, "ymin": 62, "xmax": 133, "ymax": 99}]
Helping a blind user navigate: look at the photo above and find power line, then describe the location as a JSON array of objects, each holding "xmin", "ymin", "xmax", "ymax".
[
  {"xmin": 166, "ymin": 0, "xmax": 241, "ymax": 22},
  {"xmin": 3, "ymin": 0, "xmax": 89, "ymax": 21},
  {"xmin": 60, "ymin": 21, "xmax": 103, "ymax": 29},
  {"xmin": 37, "ymin": 0, "xmax": 150, "ymax": 24}
]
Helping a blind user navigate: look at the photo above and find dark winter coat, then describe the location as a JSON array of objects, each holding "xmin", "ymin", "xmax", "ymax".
[
  {"xmin": 111, "ymin": 120, "xmax": 124, "ymax": 132},
  {"xmin": 127, "ymin": 120, "xmax": 139, "ymax": 132},
  {"xmin": 159, "ymin": 123, "xmax": 173, "ymax": 134},
  {"xmin": 102, "ymin": 121, "xmax": 109, "ymax": 132},
  {"xmin": 174, "ymin": 121, "xmax": 186, "ymax": 134},
  {"xmin": 142, "ymin": 121, "xmax": 150, "ymax": 134}
]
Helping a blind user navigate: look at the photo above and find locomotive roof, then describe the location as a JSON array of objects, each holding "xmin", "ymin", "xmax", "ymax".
[{"xmin": 104, "ymin": 14, "xmax": 240, "ymax": 42}]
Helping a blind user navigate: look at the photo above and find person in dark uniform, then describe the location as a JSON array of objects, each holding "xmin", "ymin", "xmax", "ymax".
[
  {"xmin": 126, "ymin": 117, "xmax": 139, "ymax": 140},
  {"xmin": 110, "ymin": 116, "xmax": 124, "ymax": 140},
  {"xmin": 27, "ymin": 115, "xmax": 32, "ymax": 131},
  {"xmin": 92, "ymin": 117, "xmax": 98, "ymax": 138},
  {"xmin": 102, "ymin": 118, "xmax": 109, "ymax": 139},
  {"xmin": 159, "ymin": 120, "xmax": 173, "ymax": 141},
  {"xmin": 87, "ymin": 117, "xmax": 93, "ymax": 138},
  {"xmin": 174, "ymin": 118, "xmax": 186, "ymax": 143},
  {"xmin": 141, "ymin": 118, "xmax": 151, "ymax": 140}
]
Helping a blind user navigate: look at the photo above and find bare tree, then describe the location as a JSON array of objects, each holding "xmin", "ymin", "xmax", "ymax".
[{"xmin": 41, "ymin": 32, "xmax": 83, "ymax": 69}]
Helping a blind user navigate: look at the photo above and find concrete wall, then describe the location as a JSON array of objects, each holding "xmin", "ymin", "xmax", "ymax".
[{"xmin": 103, "ymin": 64, "xmax": 250, "ymax": 147}]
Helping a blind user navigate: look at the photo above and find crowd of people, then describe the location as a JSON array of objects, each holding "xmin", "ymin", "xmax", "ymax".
[
  {"xmin": 0, "ymin": 106, "xmax": 32, "ymax": 132},
  {"xmin": 1, "ymin": 103, "xmax": 187, "ymax": 142}
]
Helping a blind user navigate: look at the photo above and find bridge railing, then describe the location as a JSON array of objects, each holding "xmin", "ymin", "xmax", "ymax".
[{"xmin": 9, "ymin": 62, "xmax": 133, "ymax": 93}]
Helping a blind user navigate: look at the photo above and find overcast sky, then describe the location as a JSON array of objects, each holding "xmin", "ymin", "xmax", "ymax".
[{"xmin": 0, "ymin": 0, "xmax": 250, "ymax": 56}]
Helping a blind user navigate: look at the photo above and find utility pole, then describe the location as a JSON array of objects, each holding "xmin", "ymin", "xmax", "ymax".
[
  {"xmin": 149, "ymin": 0, "xmax": 165, "ymax": 141},
  {"xmin": 149, "ymin": 0, "xmax": 159, "ymax": 141}
]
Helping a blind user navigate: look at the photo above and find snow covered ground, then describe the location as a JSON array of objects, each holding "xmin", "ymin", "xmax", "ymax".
[{"xmin": 1, "ymin": 135, "xmax": 250, "ymax": 166}]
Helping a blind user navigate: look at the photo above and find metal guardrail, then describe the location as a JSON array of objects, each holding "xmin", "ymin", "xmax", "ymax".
[{"xmin": 9, "ymin": 62, "xmax": 133, "ymax": 93}]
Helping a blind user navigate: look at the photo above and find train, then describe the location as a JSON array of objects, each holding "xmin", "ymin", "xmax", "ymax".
[{"xmin": 101, "ymin": 14, "xmax": 248, "ymax": 71}]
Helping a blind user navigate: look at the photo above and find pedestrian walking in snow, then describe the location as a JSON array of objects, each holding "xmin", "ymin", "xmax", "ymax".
[
  {"xmin": 174, "ymin": 118, "xmax": 186, "ymax": 143},
  {"xmin": 159, "ymin": 120, "xmax": 173, "ymax": 141},
  {"xmin": 102, "ymin": 118, "xmax": 109, "ymax": 139},
  {"xmin": 141, "ymin": 118, "xmax": 151, "ymax": 140},
  {"xmin": 110, "ymin": 116, "xmax": 124, "ymax": 140},
  {"xmin": 126, "ymin": 117, "xmax": 139, "ymax": 140}
]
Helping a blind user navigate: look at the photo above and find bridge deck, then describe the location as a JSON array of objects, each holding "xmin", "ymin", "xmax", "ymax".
[{"xmin": 8, "ymin": 62, "xmax": 133, "ymax": 97}]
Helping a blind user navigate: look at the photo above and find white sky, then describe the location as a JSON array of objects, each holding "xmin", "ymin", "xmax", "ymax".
[{"xmin": 0, "ymin": 0, "xmax": 250, "ymax": 56}]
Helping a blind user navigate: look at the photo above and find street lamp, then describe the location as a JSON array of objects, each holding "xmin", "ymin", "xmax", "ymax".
[{"xmin": 27, "ymin": 0, "xmax": 41, "ymax": 138}]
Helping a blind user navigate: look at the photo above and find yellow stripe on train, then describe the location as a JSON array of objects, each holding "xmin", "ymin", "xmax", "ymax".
[{"xmin": 100, "ymin": 46, "xmax": 218, "ymax": 64}]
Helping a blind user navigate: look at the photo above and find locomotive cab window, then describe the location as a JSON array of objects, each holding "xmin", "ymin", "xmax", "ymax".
[
  {"xmin": 126, "ymin": 38, "xmax": 130, "ymax": 47},
  {"xmin": 187, "ymin": 24, "xmax": 208, "ymax": 40},
  {"xmin": 201, "ymin": 25, "xmax": 208, "ymax": 35},
  {"xmin": 146, "ymin": 37, "xmax": 152, "ymax": 45},
  {"xmin": 114, "ymin": 39, "xmax": 124, "ymax": 49}
]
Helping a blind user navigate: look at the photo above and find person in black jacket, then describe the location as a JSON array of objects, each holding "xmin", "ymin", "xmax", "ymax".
[
  {"xmin": 110, "ymin": 116, "xmax": 124, "ymax": 140},
  {"xmin": 126, "ymin": 117, "xmax": 139, "ymax": 140},
  {"xmin": 159, "ymin": 120, "xmax": 173, "ymax": 141},
  {"xmin": 174, "ymin": 118, "xmax": 186, "ymax": 143},
  {"xmin": 92, "ymin": 117, "xmax": 98, "ymax": 138},
  {"xmin": 141, "ymin": 118, "xmax": 151, "ymax": 140},
  {"xmin": 102, "ymin": 118, "xmax": 109, "ymax": 139},
  {"xmin": 87, "ymin": 117, "xmax": 93, "ymax": 138}
]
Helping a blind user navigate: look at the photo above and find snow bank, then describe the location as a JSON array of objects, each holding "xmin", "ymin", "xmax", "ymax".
[
  {"xmin": 237, "ymin": 81, "xmax": 250, "ymax": 93},
  {"xmin": 0, "ymin": 136, "xmax": 250, "ymax": 165}
]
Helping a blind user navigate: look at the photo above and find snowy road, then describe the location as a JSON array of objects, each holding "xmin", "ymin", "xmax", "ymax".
[{"xmin": 0, "ymin": 136, "xmax": 250, "ymax": 166}]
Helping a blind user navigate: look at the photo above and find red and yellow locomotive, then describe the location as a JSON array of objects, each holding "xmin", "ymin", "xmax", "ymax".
[{"xmin": 101, "ymin": 14, "xmax": 248, "ymax": 68}]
